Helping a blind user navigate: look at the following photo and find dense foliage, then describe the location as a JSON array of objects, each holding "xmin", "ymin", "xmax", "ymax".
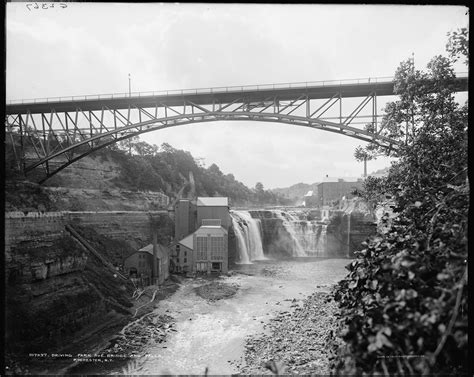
[
  {"xmin": 331, "ymin": 29, "xmax": 468, "ymax": 376},
  {"xmin": 5, "ymin": 131, "xmax": 292, "ymax": 207},
  {"xmin": 102, "ymin": 141, "xmax": 292, "ymax": 207}
]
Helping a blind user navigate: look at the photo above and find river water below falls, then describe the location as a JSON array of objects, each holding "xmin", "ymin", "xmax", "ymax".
[{"xmin": 132, "ymin": 258, "xmax": 349, "ymax": 375}]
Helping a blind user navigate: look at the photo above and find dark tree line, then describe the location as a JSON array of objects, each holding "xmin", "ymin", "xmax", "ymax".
[{"xmin": 102, "ymin": 141, "xmax": 293, "ymax": 207}]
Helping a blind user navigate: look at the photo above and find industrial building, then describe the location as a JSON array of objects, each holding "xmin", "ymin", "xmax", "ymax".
[
  {"xmin": 171, "ymin": 197, "xmax": 229, "ymax": 274},
  {"xmin": 315, "ymin": 177, "xmax": 364, "ymax": 207}
]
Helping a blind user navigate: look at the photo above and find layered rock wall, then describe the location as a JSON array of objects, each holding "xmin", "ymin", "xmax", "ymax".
[
  {"xmin": 68, "ymin": 211, "xmax": 172, "ymax": 249},
  {"xmin": 4, "ymin": 210, "xmax": 173, "ymax": 365},
  {"xmin": 6, "ymin": 211, "xmax": 173, "ymax": 253}
]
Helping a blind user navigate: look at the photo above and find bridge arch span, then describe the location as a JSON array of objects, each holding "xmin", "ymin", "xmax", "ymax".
[
  {"xmin": 11, "ymin": 73, "xmax": 468, "ymax": 183},
  {"xmin": 11, "ymin": 111, "xmax": 400, "ymax": 183}
]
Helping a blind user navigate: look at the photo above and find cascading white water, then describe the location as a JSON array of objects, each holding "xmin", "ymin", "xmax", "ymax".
[
  {"xmin": 230, "ymin": 211, "xmax": 266, "ymax": 264},
  {"xmin": 315, "ymin": 224, "xmax": 327, "ymax": 255},
  {"xmin": 274, "ymin": 211, "xmax": 306, "ymax": 257},
  {"xmin": 274, "ymin": 210, "xmax": 328, "ymax": 257},
  {"xmin": 231, "ymin": 215, "xmax": 251, "ymax": 264}
]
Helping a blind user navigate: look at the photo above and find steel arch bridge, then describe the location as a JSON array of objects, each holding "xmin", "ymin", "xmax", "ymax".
[{"xmin": 5, "ymin": 74, "xmax": 468, "ymax": 183}]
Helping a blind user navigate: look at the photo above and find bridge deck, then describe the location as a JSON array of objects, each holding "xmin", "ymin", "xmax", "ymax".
[{"xmin": 6, "ymin": 75, "xmax": 468, "ymax": 115}]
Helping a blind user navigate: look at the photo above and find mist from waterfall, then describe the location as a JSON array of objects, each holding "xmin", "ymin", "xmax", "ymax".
[
  {"xmin": 274, "ymin": 211, "xmax": 307, "ymax": 257},
  {"xmin": 231, "ymin": 211, "xmax": 266, "ymax": 264}
]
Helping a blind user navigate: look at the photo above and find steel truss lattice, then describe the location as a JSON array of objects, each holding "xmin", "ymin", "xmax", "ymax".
[{"xmin": 5, "ymin": 75, "xmax": 468, "ymax": 183}]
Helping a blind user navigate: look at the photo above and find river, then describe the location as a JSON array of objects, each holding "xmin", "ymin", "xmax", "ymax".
[{"xmin": 125, "ymin": 257, "xmax": 349, "ymax": 375}]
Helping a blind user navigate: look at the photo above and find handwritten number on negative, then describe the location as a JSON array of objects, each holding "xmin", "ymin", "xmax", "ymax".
[{"xmin": 26, "ymin": 3, "xmax": 68, "ymax": 11}]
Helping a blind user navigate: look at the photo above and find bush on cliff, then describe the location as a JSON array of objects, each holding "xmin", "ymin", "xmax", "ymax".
[{"xmin": 331, "ymin": 29, "xmax": 468, "ymax": 376}]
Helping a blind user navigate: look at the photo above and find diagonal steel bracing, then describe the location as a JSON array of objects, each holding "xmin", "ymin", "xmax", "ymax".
[{"xmin": 5, "ymin": 74, "xmax": 468, "ymax": 183}]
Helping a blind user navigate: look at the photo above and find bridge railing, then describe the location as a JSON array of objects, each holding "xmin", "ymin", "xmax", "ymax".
[{"xmin": 6, "ymin": 72, "xmax": 468, "ymax": 105}]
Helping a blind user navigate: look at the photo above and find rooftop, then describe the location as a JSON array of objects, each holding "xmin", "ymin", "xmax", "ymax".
[
  {"xmin": 196, "ymin": 197, "xmax": 229, "ymax": 206},
  {"xmin": 178, "ymin": 233, "xmax": 194, "ymax": 250},
  {"xmin": 318, "ymin": 176, "xmax": 363, "ymax": 183},
  {"xmin": 137, "ymin": 243, "xmax": 169, "ymax": 258},
  {"xmin": 196, "ymin": 225, "xmax": 228, "ymax": 235}
]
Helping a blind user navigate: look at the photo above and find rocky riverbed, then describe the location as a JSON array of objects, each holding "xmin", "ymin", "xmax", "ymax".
[
  {"xmin": 135, "ymin": 258, "xmax": 350, "ymax": 375},
  {"xmin": 238, "ymin": 291, "xmax": 339, "ymax": 375},
  {"xmin": 24, "ymin": 259, "xmax": 349, "ymax": 375},
  {"xmin": 194, "ymin": 281, "xmax": 240, "ymax": 301}
]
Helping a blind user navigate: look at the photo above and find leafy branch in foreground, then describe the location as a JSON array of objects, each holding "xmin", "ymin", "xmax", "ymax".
[{"xmin": 331, "ymin": 28, "xmax": 468, "ymax": 376}]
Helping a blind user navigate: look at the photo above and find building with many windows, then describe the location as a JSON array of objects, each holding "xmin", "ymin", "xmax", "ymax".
[
  {"xmin": 172, "ymin": 197, "xmax": 229, "ymax": 274},
  {"xmin": 194, "ymin": 223, "xmax": 228, "ymax": 273}
]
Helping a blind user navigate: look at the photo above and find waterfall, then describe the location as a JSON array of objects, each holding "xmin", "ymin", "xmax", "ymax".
[
  {"xmin": 274, "ymin": 210, "xmax": 328, "ymax": 257},
  {"xmin": 315, "ymin": 223, "xmax": 327, "ymax": 255},
  {"xmin": 230, "ymin": 211, "xmax": 266, "ymax": 264},
  {"xmin": 274, "ymin": 211, "xmax": 306, "ymax": 257}
]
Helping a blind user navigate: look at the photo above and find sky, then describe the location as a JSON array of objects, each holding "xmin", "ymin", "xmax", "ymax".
[{"xmin": 6, "ymin": 3, "xmax": 469, "ymax": 189}]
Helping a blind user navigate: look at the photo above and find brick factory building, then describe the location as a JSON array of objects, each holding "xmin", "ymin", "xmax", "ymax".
[{"xmin": 315, "ymin": 177, "xmax": 364, "ymax": 207}]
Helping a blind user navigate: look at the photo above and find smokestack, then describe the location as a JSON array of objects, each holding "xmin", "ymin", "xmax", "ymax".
[
  {"xmin": 188, "ymin": 171, "xmax": 196, "ymax": 199},
  {"xmin": 152, "ymin": 228, "xmax": 158, "ymax": 285}
]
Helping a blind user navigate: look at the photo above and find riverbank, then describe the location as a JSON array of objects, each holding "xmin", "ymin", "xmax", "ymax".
[
  {"xmin": 134, "ymin": 258, "xmax": 349, "ymax": 375},
  {"xmin": 28, "ymin": 278, "xmax": 182, "ymax": 376},
  {"xmin": 238, "ymin": 288, "xmax": 341, "ymax": 375}
]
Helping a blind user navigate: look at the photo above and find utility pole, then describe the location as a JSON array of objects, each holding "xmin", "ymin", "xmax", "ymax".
[
  {"xmin": 409, "ymin": 52, "xmax": 415, "ymax": 142},
  {"xmin": 152, "ymin": 226, "xmax": 158, "ymax": 285},
  {"xmin": 128, "ymin": 73, "xmax": 131, "ymax": 97}
]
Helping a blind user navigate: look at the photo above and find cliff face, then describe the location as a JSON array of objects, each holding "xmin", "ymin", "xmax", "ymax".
[
  {"xmin": 4, "ymin": 211, "xmax": 174, "ymax": 373},
  {"xmin": 43, "ymin": 153, "xmax": 121, "ymax": 190},
  {"xmin": 5, "ymin": 180, "xmax": 170, "ymax": 213},
  {"xmin": 4, "ymin": 152, "xmax": 174, "ymax": 373},
  {"xmin": 5, "ymin": 219, "xmax": 134, "ymax": 364},
  {"xmin": 68, "ymin": 211, "xmax": 174, "ymax": 250},
  {"xmin": 338, "ymin": 199, "xmax": 377, "ymax": 257},
  {"xmin": 325, "ymin": 211, "xmax": 376, "ymax": 257},
  {"xmin": 5, "ymin": 211, "xmax": 174, "ymax": 253}
]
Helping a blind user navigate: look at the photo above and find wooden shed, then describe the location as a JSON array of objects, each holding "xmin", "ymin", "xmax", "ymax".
[{"xmin": 123, "ymin": 243, "xmax": 170, "ymax": 285}]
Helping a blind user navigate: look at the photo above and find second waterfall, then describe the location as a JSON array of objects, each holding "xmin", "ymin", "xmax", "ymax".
[{"xmin": 230, "ymin": 210, "xmax": 266, "ymax": 264}]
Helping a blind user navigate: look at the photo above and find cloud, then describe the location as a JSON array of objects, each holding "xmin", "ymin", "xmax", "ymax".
[{"xmin": 6, "ymin": 3, "xmax": 467, "ymax": 188}]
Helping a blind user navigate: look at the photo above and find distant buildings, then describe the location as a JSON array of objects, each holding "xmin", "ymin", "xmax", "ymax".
[
  {"xmin": 171, "ymin": 197, "xmax": 229, "ymax": 274},
  {"xmin": 316, "ymin": 177, "xmax": 364, "ymax": 207},
  {"xmin": 302, "ymin": 190, "xmax": 318, "ymax": 207},
  {"xmin": 302, "ymin": 177, "xmax": 364, "ymax": 208}
]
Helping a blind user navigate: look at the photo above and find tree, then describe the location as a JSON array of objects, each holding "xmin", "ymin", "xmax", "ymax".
[
  {"xmin": 117, "ymin": 135, "xmax": 140, "ymax": 156},
  {"xmin": 446, "ymin": 27, "xmax": 469, "ymax": 65},
  {"xmin": 132, "ymin": 141, "xmax": 158, "ymax": 157},
  {"xmin": 208, "ymin": 163, "xmax": 223, "ymax": 176},
  {"xmin": 332, "ymin": 29, "xmax": 468, "ymax": 376},
  {"xmin": 354, "ymin": 142, "xmax": 379, "ymax": 177}
]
